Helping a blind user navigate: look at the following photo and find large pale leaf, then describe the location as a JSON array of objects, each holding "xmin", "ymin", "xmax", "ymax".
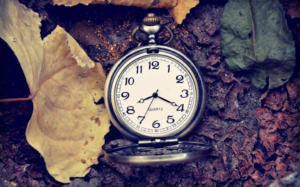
[
  {"xmin": 52, "ymin": 0, "xmax": 199, "ymax": 24},
  {"xmin": 0, "ymin": 0, "xmax": 110, "ymax": 183},
  {"xmin": 221, "ymin": 0, "xmax": 295, "ymax": 89}
]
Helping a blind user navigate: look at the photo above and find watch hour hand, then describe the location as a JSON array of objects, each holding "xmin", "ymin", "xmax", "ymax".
[
  {"xmin": 157, "ymin": 96, "xmax": 178, "ymax": 106},
  {"xmin": 137, "ymin": 90, "xmax": 160, "ymax": 103},
  {"xmin": 137, "ymin": 95, "xmax": 153, "ymax": 103}
]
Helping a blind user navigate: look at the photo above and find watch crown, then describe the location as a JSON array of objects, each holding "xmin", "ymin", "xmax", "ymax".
[{"xmin": 143, "ymin": 13, "xmax": 160, "ymax": 26}]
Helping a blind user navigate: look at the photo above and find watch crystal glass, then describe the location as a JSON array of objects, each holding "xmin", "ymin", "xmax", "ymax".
[{"xmin": 110, "ymin": 53, "xmax": 200, "ymax": 138}]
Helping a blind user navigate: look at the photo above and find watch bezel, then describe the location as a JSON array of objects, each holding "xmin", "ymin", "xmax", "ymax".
[{"xmin": 104, "ymin": 45, "xmax": 206, "ymax": 140}]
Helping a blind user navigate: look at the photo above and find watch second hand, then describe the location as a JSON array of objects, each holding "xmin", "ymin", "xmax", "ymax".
[{"xmin": 140, "ymin": 90, "xmax": 158, "ymax": 123}]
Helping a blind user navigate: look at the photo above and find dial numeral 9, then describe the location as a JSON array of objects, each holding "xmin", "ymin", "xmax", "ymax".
[
  {"xmin": 126, "ymin": 106, "xmax": 135, "ymax": 114},
  {"xmin": 121, "ymin": 92, "xmax": 130, "ymax": 100},
  {"xmin": 176, "ymin": 75, "xmax": 184, "ymax": 83},
  {"xmin": 125, "ymin": 77, "xmax": 134, "ymax": 86},
  {"xmin": 152, "ymin": 120, "xmax": 160, "ymax": 128},
  {"xmin": 149, "ymin": 61, "xmax": 159, "ymax": 70}
]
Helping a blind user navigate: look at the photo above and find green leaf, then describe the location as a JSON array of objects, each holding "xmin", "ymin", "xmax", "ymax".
[{"xmin": 221, "ymin": 0, "xmax": 296, "ymax": 89}]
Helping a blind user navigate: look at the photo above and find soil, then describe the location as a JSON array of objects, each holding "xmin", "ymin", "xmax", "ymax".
[{"xmin": 0, "ymin": 0, "xmax": 300, "ymax": 186}]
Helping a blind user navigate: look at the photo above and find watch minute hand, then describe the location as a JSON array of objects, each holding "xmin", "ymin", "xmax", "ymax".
[{"xmin": 157, "ymin": 96, "xmax": 178, "ymax": 106}]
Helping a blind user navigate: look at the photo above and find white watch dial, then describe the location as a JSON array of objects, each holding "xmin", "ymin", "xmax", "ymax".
[{"xmin": 112, "ymin": 55, "xmax": 198, "ymax": 137}]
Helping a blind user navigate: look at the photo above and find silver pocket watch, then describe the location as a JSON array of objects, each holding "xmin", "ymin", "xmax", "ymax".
[{"xmin": 104, "ymin": 13, "xmax": 212, "ymax": 165}]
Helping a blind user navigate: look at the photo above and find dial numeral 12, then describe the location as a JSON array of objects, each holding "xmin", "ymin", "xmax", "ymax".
[{"xmin": 149, "ymin": 61, "xmax": 159, "ymax": 70}]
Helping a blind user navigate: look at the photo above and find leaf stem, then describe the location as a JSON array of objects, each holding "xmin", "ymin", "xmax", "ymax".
[{"xmin": 0, "ymin": 94, "xmax": 35, "ymax": 102}]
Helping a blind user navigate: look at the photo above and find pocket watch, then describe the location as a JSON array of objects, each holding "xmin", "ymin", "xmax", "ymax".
[{"xmin": 104, "ymin": 13, "xmax": 212, "ymax": 165}]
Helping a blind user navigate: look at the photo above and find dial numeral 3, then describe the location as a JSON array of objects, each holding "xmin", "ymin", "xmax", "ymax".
[{"xmin": 180, "ymin": 89, "xmax": 189, "ymax": 98}]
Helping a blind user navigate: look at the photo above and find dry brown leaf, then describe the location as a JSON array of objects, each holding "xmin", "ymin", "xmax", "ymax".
[
  {"xmin": 0, "ymin": 0, "xmax": 110, "ymax": 183},
  {"xmin": 53, "ymin": 0, "xmax": 177, "ymax": 8},
  {"xmin": 69, "ymin": 21, "xmax": 102, "ymax": 47},
  {"xmin": 54, "ymin": 0, "xmax": 94, "ymax": 6},
  {"xmin": 168, "ymin": 0, "xmax": 199, "ymax": 24},
  {"xmin": 52, "ymin": 0, "xmax": 199, "ymax": 24}
]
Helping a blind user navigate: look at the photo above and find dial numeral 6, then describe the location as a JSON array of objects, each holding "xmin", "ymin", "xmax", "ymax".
[{"xmin": 152, "ymin": 120, "xmax": 160, "ymax": 128}]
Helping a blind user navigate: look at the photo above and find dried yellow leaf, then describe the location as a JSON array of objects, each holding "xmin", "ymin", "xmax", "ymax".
[
  {"xmin": 53, "ymin": 0, "xmax": 177, "ymax": 8},
  {"xmin": 54, "ymin": 0, "xmax": 94, "ymax": 6},
  {"xmin": 169, "ymin": 0, "xmax": 199, "ymax": 24},
  {"xmin": 0, "ymin": 0, "xmax": 110, "ymax": 183},
  {"xmin": 52, "ymin": 0, "xmax": 199, "ymax": 24}
]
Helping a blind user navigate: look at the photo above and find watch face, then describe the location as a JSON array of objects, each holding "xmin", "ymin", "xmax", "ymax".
[{"xmin": 106, "ymin": 46, "xmax": 205, "ymax": 139}]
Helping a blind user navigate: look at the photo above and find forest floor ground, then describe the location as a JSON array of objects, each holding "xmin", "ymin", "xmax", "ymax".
[{"xmin": 0, "ymin": 0, "xmax": 300, "ymax": 186}]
